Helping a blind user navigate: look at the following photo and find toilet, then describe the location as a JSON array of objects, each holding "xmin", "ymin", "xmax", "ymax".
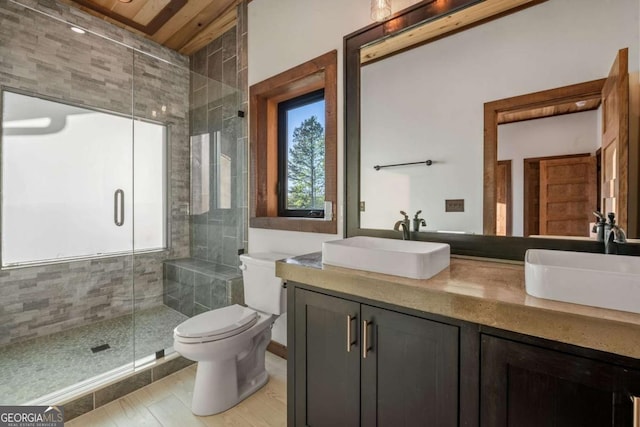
[{"xmin": 173, "ymin": 252, "xmax": 290, "ymax": 416}]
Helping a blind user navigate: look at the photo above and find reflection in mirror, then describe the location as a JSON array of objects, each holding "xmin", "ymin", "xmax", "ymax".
[
  {"xmin": 359, "ymin": 0, "xmax": 639, "ymax": 238},
  {"xmin": 191, "ymin": 131, "xmax": 232, "ymax": 211}
]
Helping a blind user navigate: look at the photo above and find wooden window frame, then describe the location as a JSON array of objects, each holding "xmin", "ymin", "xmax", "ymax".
[{"xmin": 250, "ymin": 51, "xmax": 337, "ymax": 233}]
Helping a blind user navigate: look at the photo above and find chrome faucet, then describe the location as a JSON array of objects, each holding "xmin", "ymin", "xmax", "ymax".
[
  {"xmin": 604, "ymin": 212, "xmax": 627, "ymax": 254},
  {"xmin": 393, "ymin": 211, "xmax": 411, "ymax": 240}
]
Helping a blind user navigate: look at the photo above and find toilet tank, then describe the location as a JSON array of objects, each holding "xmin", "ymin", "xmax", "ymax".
[{"xmin": 239, "ymin": 252, "xmax": 291, "ymax": 315}]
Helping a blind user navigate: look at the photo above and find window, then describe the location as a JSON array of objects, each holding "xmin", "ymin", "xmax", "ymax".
[
  {"xmin": 1, "ymin": 90, "xmax": 167, "ymax": 267},
  {"xmin": 278, "ymin": 89, "xmax": 326, "ymax": 218},
  {"xmin": 250, "ymin": 50, "xmax": 337, "ymax": 234}
]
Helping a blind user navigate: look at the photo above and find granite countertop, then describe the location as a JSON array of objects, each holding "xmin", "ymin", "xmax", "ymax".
[{"xmin": 276, "ymin": 252, "xmax": 640, "ymax": 359}]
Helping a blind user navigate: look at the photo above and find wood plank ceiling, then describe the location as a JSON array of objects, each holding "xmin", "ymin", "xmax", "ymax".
[{"xmin": 60, "ymin": 0, "xmax": 241, "ymax": 55}]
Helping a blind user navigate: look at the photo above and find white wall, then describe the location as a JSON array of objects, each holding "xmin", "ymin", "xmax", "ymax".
[
  {"xmin": 497, "ymin": 111, "xmax": 600, "ymax": 236},
  {"xmin": 360, "ymin": 0, "xmax": 639, "ymax": 232}
]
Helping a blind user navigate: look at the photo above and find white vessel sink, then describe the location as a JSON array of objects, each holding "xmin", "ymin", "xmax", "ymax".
[
  {"xmin": 525, "ymin": 249, "xmax": 640, "ymax": 314},
  {"xmin": 322, "ymin": 236, "xmax": 450, "ymax": 279}
]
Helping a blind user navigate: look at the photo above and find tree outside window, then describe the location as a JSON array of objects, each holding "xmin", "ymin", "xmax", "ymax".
[{"xmin": 278, "ymin": 90, "xmax": 325, "ymax": 217}]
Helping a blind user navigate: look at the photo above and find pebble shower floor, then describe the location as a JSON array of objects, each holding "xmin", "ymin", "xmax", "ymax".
[{"xmin": 0, "ymin": 305, "xmax": 187, "ymax": 404}]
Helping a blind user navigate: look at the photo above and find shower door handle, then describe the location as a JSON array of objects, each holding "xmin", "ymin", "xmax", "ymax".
[{"xmin": 114, "ymin": 189, "xmax": 124, "ymax": 226}]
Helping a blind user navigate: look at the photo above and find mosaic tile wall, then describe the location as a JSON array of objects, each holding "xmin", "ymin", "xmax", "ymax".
[
  {"xmin": 189, "ymin": 1, "xmax": 249, "ymax": 271},
  {"xmin": 0, "ymin": 0, "xmax": 190, "ymax": 346}
]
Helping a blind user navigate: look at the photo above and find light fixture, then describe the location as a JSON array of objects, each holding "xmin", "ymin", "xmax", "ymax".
[
  {"xmin": 70, "ymin": 26, "xmax": 85, "ymax": 34},
  {"xmin": 119, "ymin": 0, "xmax": 132, "ymax": 3},
  {"xmin": 371, "ymin": 0, "xmax": 392, "ymax": 22},
  {"xmin": 575, "ymin": 100, "xmax": 587, "ymax": 107}
]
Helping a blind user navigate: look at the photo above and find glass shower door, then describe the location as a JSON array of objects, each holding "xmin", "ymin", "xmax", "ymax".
[{"xmin": 0, "ymin": 0, "xmax": 136, "ymax": 405}]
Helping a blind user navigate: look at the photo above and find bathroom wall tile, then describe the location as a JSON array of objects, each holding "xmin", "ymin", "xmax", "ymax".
[
  {"xmin": 192, "ymin": 223, "xmax": 208, "ymax": 247},
  {"xmin": 94, "ymin": 370, "xmax": 152, "ymax": 408},
  {"xmin": 238, "ymin": 65, "xmax": 248, "ymax": 103},
  {"xmin": 192, "ymin": 245, "xmax": 208, "ymax": 261},
  {"xmin": 237, "ymin": 1, "xmax": 247, "ymax": 38},
  {"xmin": 221, "ymin": 91, "xmax": 237, "ymax": 121},
  {"xmin": 165, "ymin": 295, "xmax": 180, "ymax": 313},
  {"xmin": 229, "ymin": 277, "xmax": 245, "ymax": 305},
  {"xmin": 208, "ymin": 79, "xmax": 223, "ymax": 110},
  {"xmin": 222, "ymin": 56, "xmax": 237, "ymax": 89},
  {"xmin": 165, "ymin": 264, "xmax": 178, "ymax": 283},
  {"xmin": 221, "ymin": 28, "xmax": 237, "ymax": 62},
  {"xmin": 222, "ymin": 236, "xmax": 240, "ymax": 268},
  {"xmin": 178, "ymin": 268, "xmax": 194, "ymax": 288},
  {"xmin": 63, "ymin": 393, "xmax": 94, "ymax": 422},
  {"xmin": 208, "ymin": 106, "xmax": 223, "ymax": 134},
  {"xmin": 206, "ymin": 37, "xmax": 222, "ymax": 56},
  {"xmin": 191, "ymin": 48, "xmax": 207, "ymax": 79},
  {"xmin": 194, "ymin": 302, "xmax": 210, "ymax": 315},
  {"xmin": 164, "ymin": 280, "xmax": 179, "ymax": 300},
  {"xmin": 211, "ymin": 279, "xmax": 229, "ymax": 308},
  {"xmin": 22, "ymin": 298, "xmax": 49, "ymax": 311},
  {"xmin": 206, "ymin": 224, "xmax": 223, "ymax": 263},
  {"xmin": 194, "ymin": 273, "xmax": 212, "ymax": 308},
  {"xmin": 207, "ymin": 49, "xmax": 223, "ymax": 85},
  {"xmin": 191, "ymin": 88, "xmax": 208, "ymax": 135}
]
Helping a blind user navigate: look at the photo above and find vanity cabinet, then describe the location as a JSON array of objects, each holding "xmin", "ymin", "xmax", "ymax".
[
  {"xmin": 480, "ymin": 335, "xmax": 640, "ymax": 427},
  {"xmin": 292, "ymin": 287, "xmax": 460, "ymax": 427}
]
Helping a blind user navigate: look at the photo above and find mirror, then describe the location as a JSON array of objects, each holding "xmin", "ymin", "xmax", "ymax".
[{"xmin": 356, "ymin": 0, "xmax": 639, "ymax": 241}]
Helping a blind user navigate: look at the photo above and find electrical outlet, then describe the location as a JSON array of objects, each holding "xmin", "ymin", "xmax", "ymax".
[
  {"xmin": 359, "ymin": 201, "xmax": 366, "ymax": 212},
  {"xmin": 445, "ymin": 199, "xmax": 464, "ymax": 212}
]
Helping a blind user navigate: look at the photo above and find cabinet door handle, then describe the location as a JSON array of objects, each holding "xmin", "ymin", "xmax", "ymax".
[
  {"xmin": 362, "ymin": 320, "xmax": 372, "ymax": 359},
  {"xmin": 346, "ymin": 315, "xmax": 356, "ymax": 352},
  {"xmin": 633, "ymin": 396, "xmax": 639, "ymax": 427}
]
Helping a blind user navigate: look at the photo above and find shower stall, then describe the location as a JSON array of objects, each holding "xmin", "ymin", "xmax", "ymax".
[{"xmin": 0, "ymin": 0, "xmax": 246, "ymax": 407}]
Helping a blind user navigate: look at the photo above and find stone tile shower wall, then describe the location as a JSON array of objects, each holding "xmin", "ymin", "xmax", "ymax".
[
  {"xmin": 0, "ymin": 0, "xmax": 190, "ymax": 346},
  {"xmin": 189, "ymin": 1, "xmax": 249, "ymax": 270}
]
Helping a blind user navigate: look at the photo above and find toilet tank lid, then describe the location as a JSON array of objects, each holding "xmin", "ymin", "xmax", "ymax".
[{"xmin": 240, "ymin": 252, "xmax": 293, "ymax": 266}]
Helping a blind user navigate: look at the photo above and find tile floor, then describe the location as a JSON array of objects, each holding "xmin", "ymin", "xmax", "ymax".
[
  {"xmin": 67, "ymin": 352, "xmax": 287, "ymax": 427},
  {"xmin": 0, "ymin": 305, "xmax": 187, "ymax": 404}
]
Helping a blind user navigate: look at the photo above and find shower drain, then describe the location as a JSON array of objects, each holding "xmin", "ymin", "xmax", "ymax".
[{"xmin": 91, "ymin": 344, "xmax": 111, "ymax": 353}]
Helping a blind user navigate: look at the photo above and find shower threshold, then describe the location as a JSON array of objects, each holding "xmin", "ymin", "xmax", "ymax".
[{"xmin": 0, "ymin": 305, "xmax": 187, "ymax": 405}]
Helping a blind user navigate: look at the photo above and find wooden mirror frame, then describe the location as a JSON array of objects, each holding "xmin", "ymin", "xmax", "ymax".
[{"xmin": 343, "ymin": 0, "xmax": 639, "ymax": 260}]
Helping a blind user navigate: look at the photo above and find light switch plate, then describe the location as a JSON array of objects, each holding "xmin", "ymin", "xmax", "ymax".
[{"xmin": 445, "ymin": 199, "xmax": 464, "ymax": 212}]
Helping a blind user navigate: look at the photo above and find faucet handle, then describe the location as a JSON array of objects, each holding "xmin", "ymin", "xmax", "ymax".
[
  {"xmin": 414, "ymin": 210, "xmax": 422, "ymax": 218},
  {"xmin": 607, "ymin": 212, "xmax": 616, "ymax": 224},
  {"xmin": 400, "ymin": 210, "xmax": 408, "ymax": 219}
]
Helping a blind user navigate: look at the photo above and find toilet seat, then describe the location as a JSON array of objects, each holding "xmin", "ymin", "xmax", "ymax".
[{"xmin": 174, "ymin": 304, "xmax": 259, "ymax": 344}]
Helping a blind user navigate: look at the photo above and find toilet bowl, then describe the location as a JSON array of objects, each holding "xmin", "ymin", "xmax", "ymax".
[{"xmin": 173, "ymin": 252, "xmax": 290, "ymax": 416}]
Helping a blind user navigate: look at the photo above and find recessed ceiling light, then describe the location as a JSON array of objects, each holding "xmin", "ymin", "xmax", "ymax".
[
  {"xmin": 575, "ymin": 101, "xmax": 587, "ymax": 107},
  {"xmin": 119, "ymin": 0, "xmax": 132, "ymax": 3},
  {"xmin": 70, "ymin": 27, "xmax": 86, "ymax": 34}
]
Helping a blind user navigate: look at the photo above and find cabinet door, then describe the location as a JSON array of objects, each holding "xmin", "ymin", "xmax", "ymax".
[
  {"xmin": 481, "ymin": 334, "xmax": 640, "ymax": 427},
  {"xmin": 294, "ymin": 288, "xmax": 360, "ymax": 427},
  {"xmin": 361, "ymin": 305, "xmax": 459, "ymax": 427}
]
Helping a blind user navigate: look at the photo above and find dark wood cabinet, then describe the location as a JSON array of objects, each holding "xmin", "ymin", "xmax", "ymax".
[
  {"xmin": 293, "ymin": 288, "xmax": 360, "ymax": 427},
  {"xmin": 288, "ymin": 282, "xmax": 640, "ymax": 427},
  {"xmin": 293, "ymin": 288, "xmax": 459, "ymax": 427},
  {"xmin": 481, "ymin": 334, "xmax": 640, "ymax": 427}
]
